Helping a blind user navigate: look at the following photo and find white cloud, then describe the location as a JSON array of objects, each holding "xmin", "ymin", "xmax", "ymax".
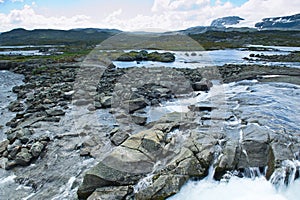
[
  {"xmin": 0, "ymin": 0, "xmax": 4, "ymax": 3},
  {"xmin": 11, "ymin": 0, "xmax": 24, "ymax": 2},
  {"xmin": 0, "ymin": 0, "xmax": 299, "ymax": 32},
  {"xmin": 0, "ymin": 5, "xmax": 93, "ymax": 32}
]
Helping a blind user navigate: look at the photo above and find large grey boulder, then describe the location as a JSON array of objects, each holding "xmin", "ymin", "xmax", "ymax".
[
  {"xmin": 78, "ymin": 129, "xmax": 164, "ymax": 199},
  {"xmin": 237, "ymin": 124, "xmax": 270, "ymax": 168}
]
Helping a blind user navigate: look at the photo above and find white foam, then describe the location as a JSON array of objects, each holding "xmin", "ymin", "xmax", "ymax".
[{"xmin": 168, "ymin": 176, "xmax": 300, "ymax": 200}]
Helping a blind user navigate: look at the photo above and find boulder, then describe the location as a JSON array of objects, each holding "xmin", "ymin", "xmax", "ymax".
[
  {"xmin": 46, "ymin": 109, "xmax": 65, "ymax": 116},
  {"xmin": 192, "ymin": 78, "xmax": 213, "ymax": 91},
  {"xmin": 135, "ymin": 175, "xmax": 188, "ymax": 200},
  {"xmin": 110, "ymin": 131, "xmax": 129, "ymax": 146},
  {"xmin": 87, "ymin": 186, "xmax": 132, "ymax": 200},
  {"xmin": 0, "ymin": 140, "xmax": 9, "ymax": 155},
  {"xmin": 15, "ymin": 128, "xmax": 32, "ymax": 144},
  {"xmin": 77, "ymin": 146, "xmax": 154, "ymax": 199},
  {"xmin": 7, "ymin": 101, "xmax": 25, "ymax": 112},
  {"xmin": 131, "ymin": 115, "xmax": 147, "ymax": 126},
  {"xmin": 30, "ymin": 142, "xmax": 44, "ymax": 157},
  {"xmin": 15, "ymin": 148, "xmax": 33, "ymax": 166},
  {"xmin": 237, "ymin": 124, "xmax": 270, "ymax": 168},
  {"xmin": 124, "ymin": 98, "xmax": 148, "ymax": 113}
]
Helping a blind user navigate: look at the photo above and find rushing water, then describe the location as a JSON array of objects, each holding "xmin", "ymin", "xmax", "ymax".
[{"xmin": 0, "ymin": 71, "xmax": 24, "ymax": 140}]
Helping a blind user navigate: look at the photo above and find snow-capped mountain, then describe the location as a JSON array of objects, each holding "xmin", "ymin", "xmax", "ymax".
[
  {"xmin": 211, "ymin": 16, "xmax": 244, "ymax": 27},
  {"xmin": 255, "ymin": 13, "xmax": 300, "ymax": 30}
]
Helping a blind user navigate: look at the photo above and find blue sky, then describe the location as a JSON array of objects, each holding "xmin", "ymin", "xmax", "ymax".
[{"xmin": 0, "ymin": 0, "xmax": 299, "ymax": 32}]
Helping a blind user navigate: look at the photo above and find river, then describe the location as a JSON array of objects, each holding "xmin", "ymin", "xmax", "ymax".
[{"xmin": 0, "ymin": 46, "xmax": 299, "ymax": 199}]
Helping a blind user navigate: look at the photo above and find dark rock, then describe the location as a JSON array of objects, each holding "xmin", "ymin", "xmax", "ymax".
[
  {"xmin": 15, "ymin": 148, "xmax": 33, "ymax": 166},
  {"xmin": 78, "ymin": 156, "xmax": 152, "ymax": 199},
  {"xmin": 238, "ymin": 124, "xmax": 270, "ymax": 168},
  {"xmin": 87, "ymin": 186, "xmax": 132, "ymax": 200},
  {"xmin": 192, "ymin": 78, "xmax": 213, "ymax": 91},
  {"xmin": 15, "ymin": 128, "xmax": 32, "ymax": 144},
  {"xmin": 7, "ymin": 146, "xmax": 20, "ymax": 159},
  {"xmin": 7, "ymin": 101, "xmax": 25, "ymax": 112},
  {"xmin": 110, "ymin": 131, "xmax": 129, "ymax": 146},
  {"xmin": 100, "ymin": 96, "xmax": 113, "ymax": 108},
  {"xmin": 42, "ymin": 117, "xmax": 61, "ymax": 122},
  {"xmin": 131, "ymin": 115, "xmax": 147, "ymax": 126},
  {"xmin": 80, "ymin": 148, "xmax": 91, "ymax": 157},
  {"xmin": 30, "ymin": 142, "xmax": 44, "ymax": 157},
  {"xmin": 46, "ymin": 109, "xmax": 65, "ymax": 116},
  {"xmin": 0, "ymin": 140, "xmax": 9, "ymax": 155},
  {"xmin": 188, "ymin": 104, "xmax": 217, "ymax": 112},
  {"xmin": 125, "ymin": 98, "xmax": 148, "ymax": 114}
]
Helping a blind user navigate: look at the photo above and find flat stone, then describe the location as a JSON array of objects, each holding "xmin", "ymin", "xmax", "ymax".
[
  {"xmin": 46, "ymin": 109, "xmax": 65, "ymax": 116},
  {"xmin": 131, "ymin": 115, "xmax": 147, "ymax": 126},
  {"xmin": 0, "ymin": 140, "xmax": 9, "ymax": 154},
  {"xmin": 87, "ymin": 186, "xmax": 131, "ymax": 200},
  {"xmin": 110, "ymin": 131, "xmax": 129, "ymax": 146}
]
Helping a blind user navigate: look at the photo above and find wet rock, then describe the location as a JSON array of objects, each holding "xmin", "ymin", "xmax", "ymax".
[
  {"xmin": 110, "ymin": 131, "xmax": 129, "ymax": 146},
  {"xmin": 73, "ymin": 99, "xmax": 92, "ymax": 106},
  {"xmin": 42, "ymin": 116, "xmax": 61, "ymax": 122},
  {"xmin": 238, "ymin": 124, "xmax": 270, "ymax": 168},
  {"xmin": 87, "ymin": 186, "xmax": 132, "ymax": 200},
  {"xmin": 131, "ymin": 114, "xmax": 147, "ymax": 126},
  {"xmin": 0, "ymin": 157, "xmax": 8, "ymax": 169},
  {"xmin": 78, "ymin": 130, "xmax": 166, "ymax": 198},
  {"xmin": 135, "ymin": 175, "xmax": 188, "ymax": 200},
  {"xmin": 192, "ymin": 78, "xmax": 213, "ymax": 91},
  {"xmin": 80, "ymin": 148, "xmax": 91, "ymax": 157},
  {"xmin": 100, "ymin": 96, "xmax": 113, "ymax": 108},
  {"xmin": 125, "ymin": 98, "xmax": 148, "ymax": 113},
  {"xmin": 0, "ymin": 140, "xmax": 9, "ymax": 155},
  {"xmin": 7, "ymin": 101, "xmax": 25, "ymax": 112},
  {"xmin": 15, "ymin": 148, "xmax": 33, "ymax": 166},
  {"xmin": 46, "ymin": 109, "xmax": 65, "ymax": 116},
  {"xmin": 30, "ymin": 142, "xmax": 44, "ymax": 157},
  {"xmin": 167, "ymin": 148, "xmax": 206, "ymax": 177},
  {"xmin": 188, "ymin": 103, "xmax": 217, "ymax": 112},
  {"xmin": 77, "ymin": 149, "xmax": 153, "ymax": 199},
  {"xmin": 215, "ymin": 140, "xmax": 239, "ymax": 179},
  {"xmin": 15, "ymin": 128, "xmax": 32, "ymax": 144}
]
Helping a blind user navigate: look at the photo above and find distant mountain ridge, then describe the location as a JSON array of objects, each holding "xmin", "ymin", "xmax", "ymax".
[
  {"xmin": 255, "ymin": 13, "xmax": 300, "ymax": 30},
  {"xmin": 0, "ymin": 28, "xmax": 122, "ymax": 46},
  {"xmin": 0, "ymin": 13, "xmax": 299, "ymax": 46}
]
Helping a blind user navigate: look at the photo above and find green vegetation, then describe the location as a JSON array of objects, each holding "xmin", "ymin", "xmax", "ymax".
[
  {"xmin": 190, "ymin": 30, "xmax": 300, "ymax": 50},
  {"xmin": 0, "ymin": 46, "xmax": 92, "ymax": 63}
]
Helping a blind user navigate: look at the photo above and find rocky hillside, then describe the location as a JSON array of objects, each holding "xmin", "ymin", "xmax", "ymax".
[{"xmin": 255, "ymin": 13, "xmax": 300, "ymax": 30}]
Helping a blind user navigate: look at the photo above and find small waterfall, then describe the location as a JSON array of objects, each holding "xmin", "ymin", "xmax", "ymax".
[
  {"xmin": 270, "ymin": 160, "xmax": 300, "ymax": 191},
  {"xmin": 243, "ymin": 167, "xmax": 264, "ymax": 179},
  {"xmin": 134, "ymin": 161, "xmax": 162, "ymax": 193}
]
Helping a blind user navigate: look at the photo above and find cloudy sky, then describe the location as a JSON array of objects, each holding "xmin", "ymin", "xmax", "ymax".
[{"xmin": 0, "ymin": 0, "xmax": 299, "ymax": 32}]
